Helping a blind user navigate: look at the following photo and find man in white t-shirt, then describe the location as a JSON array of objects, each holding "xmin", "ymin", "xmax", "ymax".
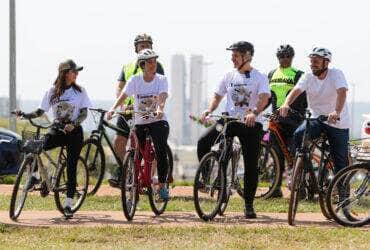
[
  {"xmin": 280, "ymin": 47, "xmax": 350, "ymax": 174},
  {"xmin": 198, "ymin": 41, "xmax": 271, "ymax": 218}
]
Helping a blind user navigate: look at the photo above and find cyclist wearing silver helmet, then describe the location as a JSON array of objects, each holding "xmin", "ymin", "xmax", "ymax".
[
  {"xmin": 280, "ymin": 47, "xmax": 350, "ymax": 175},
  {"xmin": 109, "ymin": 33, "xmax": 165, "ymax": 187},
  {"xmin": 108, "ymin": 49, "xmax": 170, "ymax": 201}
]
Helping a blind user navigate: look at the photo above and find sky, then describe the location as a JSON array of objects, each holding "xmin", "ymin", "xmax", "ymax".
[{"xmin": 1, "ymin": 0, "xmax": 370, "ymax": 103}]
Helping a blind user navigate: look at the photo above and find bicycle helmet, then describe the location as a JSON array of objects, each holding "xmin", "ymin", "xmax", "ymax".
[
  {"xmin": 309, "ymin": 47, "xmax": 332, "ymax": 62},
  {"xmin": 226, "ymin": 41, "xmax": 254, "ymax": 56},
  {"xmin": 137, "ymin": 49, "xmax": 159, "ymax": 64},
  {"xmin": 276, "ymin": 44, "xmax": 295, "ymax": 58},
  {"xmin": 134, "ymin": 33, "xmax": 153, "ymax": 46}
]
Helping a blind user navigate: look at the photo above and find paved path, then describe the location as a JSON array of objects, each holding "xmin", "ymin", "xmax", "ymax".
[{"xmin": 1, "ymin": 211, "xmax": 359, "ymax": 228}]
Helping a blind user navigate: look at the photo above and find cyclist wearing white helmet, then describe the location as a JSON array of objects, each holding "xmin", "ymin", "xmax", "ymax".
[
  {"xmin": 108, "ymin": 49, "xmax": 171, "ymax": 201},
  {"xmin": 110, "ymin": 34, "xmax": 165, "ymax": 187},
  {"xmin": 198, "ymin": 41, "xmax": 271, "ymax": 218},
  {"xmin": 280, "ymin": 47, "xmax": 350, "ymax": 174}
]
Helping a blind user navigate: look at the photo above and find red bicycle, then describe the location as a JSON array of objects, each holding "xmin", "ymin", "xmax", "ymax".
[{"xmin": 119, "ymin": 111, "xmax": 172, "ymax": 221}]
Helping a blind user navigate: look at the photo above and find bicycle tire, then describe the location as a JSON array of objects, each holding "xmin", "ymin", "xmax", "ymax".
[
  {"xmin": 317, "ymin": 158, "xmax": 333, "ymax": 220},
  {"xmin": 288, "ymin": 156, "xmax": 305, "ymax": 226},
  {"xmin": 148, "ymin": 148, "xmax": 172, "ymax": 216},
  {"xmin": 326, "ymin": 163, "xmax": 370, "ymax": 227},
  {"xmin": 256, "ymin": 141, "xmax": 282, "ymax": 199},
  {"xmin": 121, "ymin": 150, "xmax": 139, "ymax": 221},
  {"xmin": 218, "ymin": 190, "xmax": 230, "ymax": 216},
  {"xmin": 9, "ymin": 156, "xmax": 33, "ymax": 221},
  {"xmin": 193, "ymin": 151, "xmax": 225, "ymax": 221},
  {"xmin": 82, "ymin": 138, "xmax": 105, "ymax": 196},
  {"xmin": 54, "ymin": 156, "xmax": 89, "ymax": 215}
]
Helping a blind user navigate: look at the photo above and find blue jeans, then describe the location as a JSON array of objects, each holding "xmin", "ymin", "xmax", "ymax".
[{"xmin": 293, "ymin": 120, "xmax": 349, "ymax": 173}]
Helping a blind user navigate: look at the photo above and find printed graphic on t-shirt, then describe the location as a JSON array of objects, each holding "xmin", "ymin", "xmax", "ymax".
[
  {"xmin": 230, "ymin": 83, "xmax": 251, "ymax": 107},
  {"xmin": 55, "ymin": 101, "xmax": 75, "ymax": 123},
  {"xmin": 137, "ymin": 94, "xmax": 158, "ymax": 114}
]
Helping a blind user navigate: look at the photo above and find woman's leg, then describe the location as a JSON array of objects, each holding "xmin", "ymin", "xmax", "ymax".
[
  {"xmin": 149, "ymin": 121, "xmax": 170, "ymax": 184},
  {"xmin": 65, "ymin": 126, "xmax": 83, "ymax": 198}
]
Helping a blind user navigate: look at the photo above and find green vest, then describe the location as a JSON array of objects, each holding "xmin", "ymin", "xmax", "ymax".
[
  {"xmin": 269, "ymin": 67, "xmax": 303, "ymax": 108},
  {"xmin": 122, "ymin": 61, "xmax": 141, "ymax": 105}
]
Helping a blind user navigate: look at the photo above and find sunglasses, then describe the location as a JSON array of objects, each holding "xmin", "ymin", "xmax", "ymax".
[{"xmin": 278, "ymin": 55, "xmax": 292, "ymax": 59}]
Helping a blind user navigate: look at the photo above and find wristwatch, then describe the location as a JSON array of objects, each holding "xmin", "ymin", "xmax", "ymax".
[{"xmin": 252, "ymin": 108, "xmax": 259, "ymax": 116}]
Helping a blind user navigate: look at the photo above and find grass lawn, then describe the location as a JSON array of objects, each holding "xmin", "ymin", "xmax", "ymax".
[
  {"xmin": 0, "ymin": 195, "xmax": 323, "ymax": 213},
  {"xmin": 0, "ymin": 224, "xmax": 368, "ymax": 249}
]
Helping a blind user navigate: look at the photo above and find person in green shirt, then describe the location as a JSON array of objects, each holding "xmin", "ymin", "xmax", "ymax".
[
  {"xmin": 109, "ymin": 33, "xmax": 165, "ymax": 187},
  {"xmin": 267, "ymin": 44, "xmax": 307, "ymax": 198}
]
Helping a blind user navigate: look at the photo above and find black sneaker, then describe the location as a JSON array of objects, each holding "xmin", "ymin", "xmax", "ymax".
[
  {"xmin": 25, "ymin": 176, "xmax": 40, "ymax": 191},
  {"xmin": 108, "ymin": 178, "xmax": 120, "ymax": 188},
  {"xmin": 244, "ymin": 204, "xmax": 257, "ymax": 219},
  {"xmin": 63, "ymin": 206, "xmax": 73, "ymax": 219},
  {"xmin": 269, "ymin": 188, "xmax": 283, "ymax": 198}
]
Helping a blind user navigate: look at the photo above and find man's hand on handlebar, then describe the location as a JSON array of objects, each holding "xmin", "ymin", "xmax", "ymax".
[
  {"xmin": 200, "ymin": 109, "xmax": 211, "ymax": 123},
  {"xmin": 107, "ymin": 109, "xmax": 115, "ymax": 120},
  {"xmin": 279, "ymin": 104, "xmax": 290, "ymax": 117},
  {"xmin": 327, "ymin": 111, "xmax": 340, "ymax": 124}
]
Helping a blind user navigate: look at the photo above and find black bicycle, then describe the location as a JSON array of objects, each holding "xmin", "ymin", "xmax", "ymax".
[
  {"xmin": 193, "ymin": 113, "xmax": 279, "ymax": 221},
  {"xmin": 10, "ymin": 114, "xmax": 88, "ymax": 220},
  {"xmin": 288, "ymin": 112, "xmax": 337, "ymax": 225},
  {"xmin": 82, "ymin": 108, "xmax": 173, "ymax": 196},
  {"xmin": 326, "ymin": 161, "xmax": 369, "ymax": 227}
]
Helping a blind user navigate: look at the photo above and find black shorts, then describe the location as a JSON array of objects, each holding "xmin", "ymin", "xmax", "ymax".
[{"xmin": 116, "ymin": 115, "xmax": 132, "ymax": 138}]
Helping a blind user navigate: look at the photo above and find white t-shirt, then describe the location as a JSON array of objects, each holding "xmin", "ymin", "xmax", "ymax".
[
  {"xmin": 295, "ymin": 68, "xmax": 350, "ymax": 129},
  {"xmin": 123, "ymin": 73, "xmax": 168, "ymax": 125},
  {"xmin": 39, "ymin": 86, "xmax": 92, "ymax": 123},
  {"xmin": 215, "ymin": 69, "xmax": 270, "ymax": 122}
]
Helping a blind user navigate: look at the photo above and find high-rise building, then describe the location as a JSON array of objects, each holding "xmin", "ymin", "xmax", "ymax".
[
  {"xmin": 189, "ymin": 55, "xmax": 204, "ymax": 144},
  {"xmin": 170, "ymin": 54, "xmax": 187, "ymax": 145}
]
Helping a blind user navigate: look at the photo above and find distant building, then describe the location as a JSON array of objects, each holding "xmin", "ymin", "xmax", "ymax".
[
  {"xmin": 189, "ymin": 55, "xmax": 204, "ymax": 144},
  {"xmin": 170, "ymin": 54, "xmax": 187, "ymax": 145}
]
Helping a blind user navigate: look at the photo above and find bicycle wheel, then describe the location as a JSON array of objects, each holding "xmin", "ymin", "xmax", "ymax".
[
  {"xmin": 317, "ymin": 159, "xmax": 334, "ymax": 220},
  {"xmin": 81, "ymin": 138, "xmax": 105, "ymax": 196},
  {"xmin": 54, "ymin": 156, "xmax": 89, "ymax": 215},
  {"xmin": 9, "ymin": 156, "xmax": 33, "ymax": 221},
  {"xmin": 166, "ymin": 144, "xmax": 174, "ymax": 183},
  {"xmin": 121, "ymin": 150, "xmax": 139, "ymax": 221},
  {"xmin": 256, "ymin": 141, "xmax": 281, "ymax": 199},
  {"xmin": 232, "ymin": 148, "xmax": 244, "ymax": 198},
  {"xmin": 148, "ymin": 147, "xmax": 173, "ymax": 215},
  {"xmin": 288, "ymin": 156, "xmax": 305, "ymax": 226},
  {"xmin": 218, "ymin": 190, "xmax": 230, "ymax": 216},
  {"xmin": 193, "ymin": 151, "xmax": 225, "ymax": 221},
  {"xmin": 326, "ymin": 163, "xmax": 370, "ymax": 227}
]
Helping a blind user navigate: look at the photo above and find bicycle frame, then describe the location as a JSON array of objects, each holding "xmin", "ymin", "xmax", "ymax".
[
  {"xmin": 264, "ymin": 119, "xmax": 294, "ymax": 166},
  {"xmin": 131, "ymin": 129, "xmax": 155, "ymax": 189},
  {"xmin": 88, "ymin": 109, "xmax": 131, "ymax": 169}
]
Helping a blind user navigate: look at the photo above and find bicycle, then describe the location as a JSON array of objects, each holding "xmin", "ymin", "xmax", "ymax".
[
  {"xmin": 82, "ymin": 108, "xmax": 173, "ymax": 196},
  {"xmin": 326, "ymin": 146, "xmax": 369, "ymax": 227},
  {"xmin": 193, "ymin": 113, "xmax": 279, "ymax": 221},
  {"xmin": 288, "ymin": 112, "xmax": 337, "ymax": 225},
  {"xmin": 120, "ymin": 111, "xmax": 173, "ymax": 221},
  {"xmin": 9, "ymin": 114, "xmax": 88, "ymax": 220},
  {"xmin": 260, "ymin": 110, "xmax": 329, "ymax": 199}
]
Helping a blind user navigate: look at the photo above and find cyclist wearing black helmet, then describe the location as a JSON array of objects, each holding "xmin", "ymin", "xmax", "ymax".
[
  {"xmin": 110, "ymin": 33, "xmax": 165, "ymax": 187},
  {"xmin": 198, "ymin": 41, "xmax": 271, "ymax": 218},
  {"xmin": 267, "ymin": 44, "xmax": 307, "ymax": 198}
]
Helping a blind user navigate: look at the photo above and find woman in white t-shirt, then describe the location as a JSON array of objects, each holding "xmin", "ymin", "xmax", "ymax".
[
  {"xmin": 16, "ymin": 59, "xmax": 92, "ymax": 218},
  {"xmin": 108, "ymin": 49, "xmax": 170, "ymax": 201}
]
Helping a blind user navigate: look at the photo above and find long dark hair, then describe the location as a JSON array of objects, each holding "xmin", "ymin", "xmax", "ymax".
[{"xmin": 50, "ymin": 70, "xmax": 82, "ymax": 104}]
